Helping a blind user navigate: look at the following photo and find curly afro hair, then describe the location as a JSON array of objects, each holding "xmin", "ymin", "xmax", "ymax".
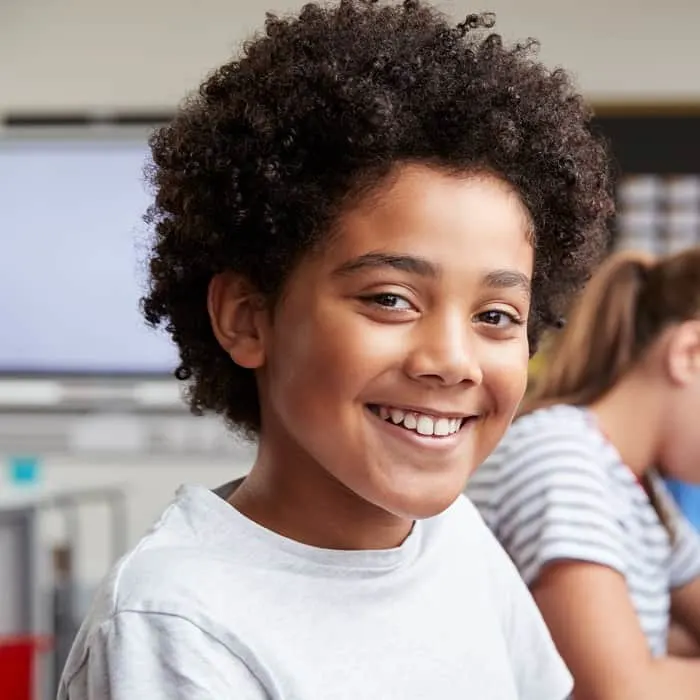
[{"xmin": 143, "ymin": 0, "xmax": 614, "ymax": 436}]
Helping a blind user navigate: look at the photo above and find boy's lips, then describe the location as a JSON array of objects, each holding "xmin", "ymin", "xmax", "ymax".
[
  {"xmin": 365, "ymin": 403, "xmax": 479, "ymax": 449},
  {"xmin": 370, "ymin": 402, "xmax": 475, "ymax": 420}
]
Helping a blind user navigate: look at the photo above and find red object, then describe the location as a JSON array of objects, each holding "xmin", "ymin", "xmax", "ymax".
[{"xmin": 0, "ymin": 636, "xmax": 52, "ymax": 700}]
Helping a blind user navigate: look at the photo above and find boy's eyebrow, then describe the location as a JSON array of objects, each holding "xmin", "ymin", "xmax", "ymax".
[
  {"xmin": 483, "ymin": 270, "xmax": 531, "ymax": 298},
  {"xmin": 332, "ymin": 252, "xmax": 439, "ymax": 278},
  {"xmin": 333, "ymin": 253, "xmax": 531, "ymax": 297}
]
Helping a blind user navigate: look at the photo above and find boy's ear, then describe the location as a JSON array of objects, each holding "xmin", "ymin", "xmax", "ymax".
[
  {"xmin": 666, "ymin": 320, "xmax": 700, "ymax": 387},
  {"xmin": 207, "ymin": 272, "xmax": 268, "ymax": 369}
]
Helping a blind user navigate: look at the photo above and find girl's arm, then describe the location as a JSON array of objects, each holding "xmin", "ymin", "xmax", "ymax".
[
  {"xmin": 669, "ymin": 576, "xmax": 700, "ymax": 655},
  {"xmin": 533, "ymin": 561, "xmax": 700, "ymax": 700}
]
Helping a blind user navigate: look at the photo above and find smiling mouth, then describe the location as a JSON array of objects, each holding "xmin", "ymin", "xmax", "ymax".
[{"xmin": 366, "ymin": 404, "xmax": 476, "ymax": 438}]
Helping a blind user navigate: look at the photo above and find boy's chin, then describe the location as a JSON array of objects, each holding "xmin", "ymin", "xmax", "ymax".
[{"xmin": 379, "ymin": 486, "xmax": 466, "ymax": 521}]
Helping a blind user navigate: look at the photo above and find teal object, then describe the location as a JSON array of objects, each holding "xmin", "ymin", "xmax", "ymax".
[
  {"xmin": 7, "ymin": 455, "xmax": 41, "ymax": 485},
  {"xmin": 666, "ymin": 479, "xmax": 700, "ymax": 531}
]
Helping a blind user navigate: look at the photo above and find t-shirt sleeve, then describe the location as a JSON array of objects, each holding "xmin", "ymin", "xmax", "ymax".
[
  {"xmin": 480, "ymin": 518, "xmax": 573, "ymax": 700},
  {"xmin": 491, "ymin": 429, "xmax": 627, "ymax": 586},
  {"xmin": 657, "ymin": 481, "xmax": 700, "ymax": 589},
  {"xmin": 60, "ymin": 611, "xmax": 268, "ymax": 700}
]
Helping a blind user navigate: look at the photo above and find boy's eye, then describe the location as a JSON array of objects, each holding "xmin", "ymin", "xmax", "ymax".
[
  {"xmin": 364, "ymin": 293, "xmax": 414, "ymax": 311},
  {"xmin": 476, "ymin": 309, "xmax": 523, "ymax": 328}
]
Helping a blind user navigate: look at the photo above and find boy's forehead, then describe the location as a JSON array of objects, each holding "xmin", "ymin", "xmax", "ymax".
[
  {"xmin": 337, "ymin": 164, "xmax": 529, "ymax": 226},
  {"xmin": 320, "ymin": 166, "xmax": 533, "ymax": 270}
]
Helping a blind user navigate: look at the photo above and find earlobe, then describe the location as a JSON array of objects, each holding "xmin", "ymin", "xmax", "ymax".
[
  {"xmin": 666, "ymin": 321, "xmax": 700, "ymax": 386},
  {"xmin": 207, "ymin": 273, "xmax": 267, "ymax": 369}
]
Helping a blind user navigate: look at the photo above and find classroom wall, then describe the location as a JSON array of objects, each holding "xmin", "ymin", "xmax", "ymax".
[{"xmin": 1, "ymin": 0, "xmax": 699, "ymax": 113}]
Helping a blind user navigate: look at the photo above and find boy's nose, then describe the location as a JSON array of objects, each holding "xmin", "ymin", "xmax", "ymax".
[{"xmin": 403, "ymin": 313, "xmax": 483, "ymax": 388}]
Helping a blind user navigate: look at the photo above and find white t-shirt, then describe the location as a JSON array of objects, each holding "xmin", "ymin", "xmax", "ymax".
[
  {"xmin": 58, "ymin": 483, "xmax": 571, "ymax": 700},
  {"xmin": 467, "ymin": 404, "xmax": 700, "ymax": 657}
]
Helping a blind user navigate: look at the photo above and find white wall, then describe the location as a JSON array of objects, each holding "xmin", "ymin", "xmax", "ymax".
[{"xmin": 1, "ymin": 0, "xmax": 699, "ymax": 112}]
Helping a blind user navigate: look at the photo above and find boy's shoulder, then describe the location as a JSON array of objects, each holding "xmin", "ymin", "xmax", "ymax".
[
  {"xmin": 439, "ymin": 494, "xmax": 522, "ymax": 572},
  {"xmin": 99, "ymin": 484, "xmax": 269, "ymax": 615},
  {"xmin": 61, "ymin": 485, "xmax": 269, "ymax": 685},
  {"xmin": 83, "ymin": 490, "xmax": 481, "ymax": 619},
  {"xmin": 93, "ymin": 491, "xmax": 492, "ymax": 623}
]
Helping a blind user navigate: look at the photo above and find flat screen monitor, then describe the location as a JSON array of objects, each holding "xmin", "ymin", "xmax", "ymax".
[{"xmin": 0, "ymin": 131, "xmax": 179, "ymax": 375}]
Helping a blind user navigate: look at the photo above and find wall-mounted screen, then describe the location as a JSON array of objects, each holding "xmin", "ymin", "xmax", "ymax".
[{"xmin": 0, "ymin": 132, "xmax": 178, "ymax": 375}]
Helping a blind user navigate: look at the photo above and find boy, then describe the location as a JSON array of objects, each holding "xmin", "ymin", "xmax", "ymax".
[{"xmin": 59, "ymin": 1, "xmax": 613, "ymax": 698}]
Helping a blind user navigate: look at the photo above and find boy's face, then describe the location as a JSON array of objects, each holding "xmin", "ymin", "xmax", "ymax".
[{"xmin": 225, "ymin": 164, "xmax": 533, "ymax": 520}]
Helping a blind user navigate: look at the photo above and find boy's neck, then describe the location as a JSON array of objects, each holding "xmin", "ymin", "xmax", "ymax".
[{"xmin": 228, "ymin": 451, "xmax": 414, "ymax": 551}]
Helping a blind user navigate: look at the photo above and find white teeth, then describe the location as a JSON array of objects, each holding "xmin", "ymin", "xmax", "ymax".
[
  {"xmin": 403, "ymin": 413, "xmax": 418, "ymax": 430},
  {"xmin": 390, "ymin": 409, "xmax": 405, "ymax": 424},
  {"xmin": 416, "ymin": 415, "xmax": 434, "ymax": 436},
  {"xmin": 434, "ymin": 417, "xmax": 450, "ymax": 436},
  {"xmin": 374, "ymin": 406, "xmax": 464, "ymax": 437}
]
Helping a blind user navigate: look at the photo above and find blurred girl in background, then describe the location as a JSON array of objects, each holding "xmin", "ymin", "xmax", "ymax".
[{"xmin": 468, "ymin": 247, "xmax": 700, "ymax": 699}]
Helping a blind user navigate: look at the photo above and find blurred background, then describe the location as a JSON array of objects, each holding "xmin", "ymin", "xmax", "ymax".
[{"xmin": 1, "ymin": 0, "xmax": 699, "ymax": 697}]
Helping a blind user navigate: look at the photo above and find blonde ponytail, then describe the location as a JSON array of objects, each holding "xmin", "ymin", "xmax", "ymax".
[{"xmin": 523, "ymin": 250, "xmax": 655, "ymax": 414}]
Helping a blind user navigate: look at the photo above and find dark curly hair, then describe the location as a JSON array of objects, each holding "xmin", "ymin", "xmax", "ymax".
[{"xmin": 142, "ymin": 0, "xmax": 614, "ymax": 436}]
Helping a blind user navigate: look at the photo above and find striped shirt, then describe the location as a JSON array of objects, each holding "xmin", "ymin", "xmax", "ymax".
[{"xmin": 467, "ymin": 404, "xmax": 700, "ymax": 657}]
